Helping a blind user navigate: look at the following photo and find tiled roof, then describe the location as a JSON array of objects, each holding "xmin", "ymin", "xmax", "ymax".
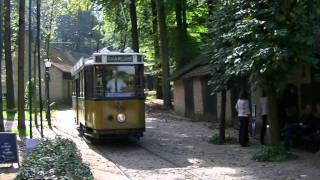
[
  {"xmin": 169, "ymin": 55, "xmax": 210, "ymax": 80},
  {"xmin": 45, "ymin": 46, "xmax": 89, "ymax": 73}
]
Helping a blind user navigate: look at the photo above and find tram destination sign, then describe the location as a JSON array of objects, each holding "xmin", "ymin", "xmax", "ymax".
[
  {"xmin": 107, "ymin": 55, "xmax": 133, "ymax": 63},
  {"xmin": 0, "ymin": 132, "xmax": 19, "ymax": 164}
]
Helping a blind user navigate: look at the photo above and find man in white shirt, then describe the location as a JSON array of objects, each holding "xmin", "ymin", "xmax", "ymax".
[
  {"xmin": 106, "ymin": 71, "xmax": 127, "ymax": 93},
  {"xmin": 107, "ymin": 78, "xmax": 127, "ymax": 93}
]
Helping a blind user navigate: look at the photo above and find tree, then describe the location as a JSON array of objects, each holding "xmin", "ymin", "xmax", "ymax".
[
  {"xmin": 4, "ymin": 0, "xmax": 15, "ymax": 112},
  {"xmin": 156, "ymin": 0, "xmax": 171, "ymax": 107},
  {"xmin": 129, "ymin": 0, "xmax": 139, "ymax": 52},
  {"xmin": 219, "ymin": 89, "xmax": 226, "ymax": 142},
  {"xmin": 207, "ymin": 0, "xmax": 213, "ymax": 17},
  {"xmin": 207, "ymin": 0, "xmax": 320, "ymax": 145},
  {"xmin": 55, "ymin": 11, "xmax": 102, "ymax": 53},
  {"xmin": 17, "ymin": 0, "xmax": 26, "ymax": 131},
  {"xmin": 37, "ymin": 0, "xmax": 44, "ymax": 137},
  {"xmin": 0, "ymin": 0, "xmax": 4, "ymax": 132}
]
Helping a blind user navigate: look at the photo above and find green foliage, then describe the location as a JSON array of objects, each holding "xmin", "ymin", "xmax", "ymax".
[
  {"xmin": 207, "ymin": 0, "xmax": 320, "ymax": 93},
  {"xmin": 209, "ymin": 133, "xmax": 224, "ymax": 144},
  {"xmin": 55, "ymin": 10, "xmax": 102, "ymax": 53},
  {"xmin": 92, "ymin": 0, "xmax": 207, "ymax": 73},
  {"xmin": 208, "ymin": 133, "xmax": 236, "ymax": 145},
  {"xmin": 253, "ymin": 145, "xmax": 297, "ymax": 162},
  {"xmin": 24, "ymin": 80, "xmax": 37, "ymax": 109},
  {"xmin": 16, "ymin": 138, "xmax": 93, "ymax": 180},
  {"xmin": 39, "ymin": 0, "xmax": 101, "ymax": 54},
  {"xmin": 146, "ymin": 90, "xmax": 157, "ymax": 100}
]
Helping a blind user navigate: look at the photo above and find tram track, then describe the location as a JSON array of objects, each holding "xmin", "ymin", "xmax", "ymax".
[
  {"xmin": 51, "ymin": 124, "xmax": 132, "ymax": 180},
  {"xmin": 135, "ymin": 141, "xmax": 206, "ymax": 180},
  {"xmin": 52, "ymin": 122, "xmax": 206, "ymax": 180}
]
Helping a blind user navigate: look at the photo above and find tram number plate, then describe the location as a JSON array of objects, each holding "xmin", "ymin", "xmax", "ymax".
[{"xmin": 107, "ymin": 55, "xmax": 133, "ymax": 63}]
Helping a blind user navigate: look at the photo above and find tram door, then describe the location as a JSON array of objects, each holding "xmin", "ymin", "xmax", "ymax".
[{"xmin": 184, "ymin": 79, "xmax": 194, "ymax": 118}]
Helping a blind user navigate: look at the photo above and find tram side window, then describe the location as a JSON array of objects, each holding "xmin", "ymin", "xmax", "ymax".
[
  {"xmin": 72, "ymin": 80, "xmax": 75, "ymax": 96},
  {"xmin": 85, "ymin": 68, "xmax": 94, "ymax": 98},
  {"xmin": 80, "ymin": 71, "xmax": 84, "ymax": 97},
  {"xmin": 135, "ymin": 65, "xmax": 144, "ymax": 96}
]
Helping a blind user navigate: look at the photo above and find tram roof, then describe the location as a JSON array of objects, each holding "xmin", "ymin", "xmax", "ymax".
[{"xmin": 71, "ymin": 51, "xmax": 144, "ymax": 76}]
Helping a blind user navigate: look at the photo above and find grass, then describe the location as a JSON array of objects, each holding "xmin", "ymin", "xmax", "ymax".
[
  {"xmin": 146, "ymin": 90, "xmax": 157, "ymax": 100},
  {"xmin": 3, "ymin": 110, "xmax": 56, "ymax": 121},
  {"xmin": 209, "ymin": 133, "xmax": 237, "ymax": 145},
  {"xmin": 253, "ymin": 145, "xmax": 298, "ymax": 162},
  {"xmin": 10, "ymin": 122, "xmax": 50, "ymax": 137}
]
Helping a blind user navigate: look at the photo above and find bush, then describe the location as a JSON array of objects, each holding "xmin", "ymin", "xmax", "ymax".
[
  {"xmin": 16, "ymin": 137, "xmax": 93, "ymax": 180},
  {"xmin": 253, "ymin": 145, "xmax": 297, "ymax": 162},
  {"xmin": 209, "ymin": 133, "xmax": 237, "ymax": 145},
  {"xmin": 209, "ymin": 133, "xmax": 224, "ymax": 144}
]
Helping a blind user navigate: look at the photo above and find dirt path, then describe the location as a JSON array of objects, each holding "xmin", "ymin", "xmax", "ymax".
[
  {"xmin": 1, "ymin": 106, "xmax": 319, "ymax": 180},
  {"xmin": 54, "ymin": 108, "xmax": 320, "ymax": 180}
]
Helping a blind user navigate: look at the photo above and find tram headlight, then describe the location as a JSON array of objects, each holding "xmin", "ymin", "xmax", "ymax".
[{"xmin": 117, "ymin": 113, "xmax": 127, "ymax": 123}]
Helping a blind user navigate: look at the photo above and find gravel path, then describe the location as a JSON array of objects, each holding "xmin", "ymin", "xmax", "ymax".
[{"xmin": 50, "ymin": 106, "xmax": 320, "ymax": 180}]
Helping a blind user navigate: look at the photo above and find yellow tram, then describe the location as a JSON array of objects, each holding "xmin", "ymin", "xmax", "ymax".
[{"xmin": 71, "ymin": 48, "xmax": 145, "ymax": 139}]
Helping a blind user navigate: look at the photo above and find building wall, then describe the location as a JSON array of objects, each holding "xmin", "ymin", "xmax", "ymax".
[
  {"xmin": 173, "ymin": 80, "xmax": 185, "ymax": 115},
  {"xmin": 8, "ymin": 34, "xmax": 72, "ymax": 103},
  {"xmin": 47, "ymin": 66, "xmax": 64, "ymax": 101},
  {"xmin": 193, "ymin": 78, "xmax": 204, "ymax": 115}
]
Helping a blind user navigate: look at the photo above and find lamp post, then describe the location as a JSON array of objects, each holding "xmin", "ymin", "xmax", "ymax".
[{"xmin": 44, "ymin": 59, "xmax": 52, "ymax": 127}]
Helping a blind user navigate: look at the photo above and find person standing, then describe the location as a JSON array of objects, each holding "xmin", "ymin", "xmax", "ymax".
[
  {"xmin": 260, "ymin": 90, "xmax": 268, "ymax": 145},
  {"xmin": 235, "ymin": 90, "xmax": 251, "ymax": 147}
]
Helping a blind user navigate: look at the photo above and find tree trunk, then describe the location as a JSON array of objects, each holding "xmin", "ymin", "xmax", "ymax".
[
  {"xmin": 18, "ymin": 0, "xmax": 26, "ymax": 130},
  {"xmin": 37, "ymin": 0, "xmax": 44, "ymax": 137},
  {"xmin": 175, "ymin": 0, "xmax": 183, "ymax": 69},
  {"xmin": 0, "ymin": 0, "xmax": 4, "ymax": 131},
  {"xmin": 129, "ymin": 0, "xmax": 139, "ymax": 52},
  {"xmin": 33, "ymin": 34, "xmax": 38, "ymax": 127},
  {"xmin": 220, "ymin": 89, "xmax": 226, "ymax": 142},
  {"xmin": 151, "ymin": 0, "xmax": 162, "ymax": 98},
  {"xmin": 4, "ymin": 0, "xmax": 15, "ymax": 111},
  {"xmin": 175, "ymin": 0, "xmax": 188, "ymax": 69},
  {"xmin": 268, "ymin": 90, "xmax": 280, "ymax": 145},
  {"xmin": 156, "ymin": 0, "xmax": 171, "ymax": 107},
  {"xmin": 151, "ymin": 0, "xmax": 160, "ymax": 60},
  {"xmin": 181, "ymin": 0, "xmax": 187, "ymax": 34},
  {"xmin": 207, "ymin": 0, "xmax": 214, "ymax": 17}
]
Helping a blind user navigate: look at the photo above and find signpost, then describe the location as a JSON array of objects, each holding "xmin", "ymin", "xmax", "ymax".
[{"xmin": 0, "ymin": 133, "xmax": 19, "ymax": 166}]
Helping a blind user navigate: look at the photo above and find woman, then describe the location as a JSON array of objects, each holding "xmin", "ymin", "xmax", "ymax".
[{"xmin": 235, "ymin": 90, "xmax": 251, "ymax": 147}]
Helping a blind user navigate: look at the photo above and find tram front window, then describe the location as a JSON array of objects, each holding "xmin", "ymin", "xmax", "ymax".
[{"xmin": 95, "ymin": 65, "xmax": 142, "ymax": 98}]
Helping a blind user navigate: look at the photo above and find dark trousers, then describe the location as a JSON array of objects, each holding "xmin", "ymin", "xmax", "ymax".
[
  {"xmin": 239, "ymin": 117, "xmax": 249, "ymax": 146},
  {"xmin": 260, "ymin": 115, "xmax": 268, "ymax": 145}
]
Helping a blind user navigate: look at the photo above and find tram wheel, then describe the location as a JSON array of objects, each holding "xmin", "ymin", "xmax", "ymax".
[{"xmin": 77, "ymin": 124, "xmax": 84, "ymax": 137}]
